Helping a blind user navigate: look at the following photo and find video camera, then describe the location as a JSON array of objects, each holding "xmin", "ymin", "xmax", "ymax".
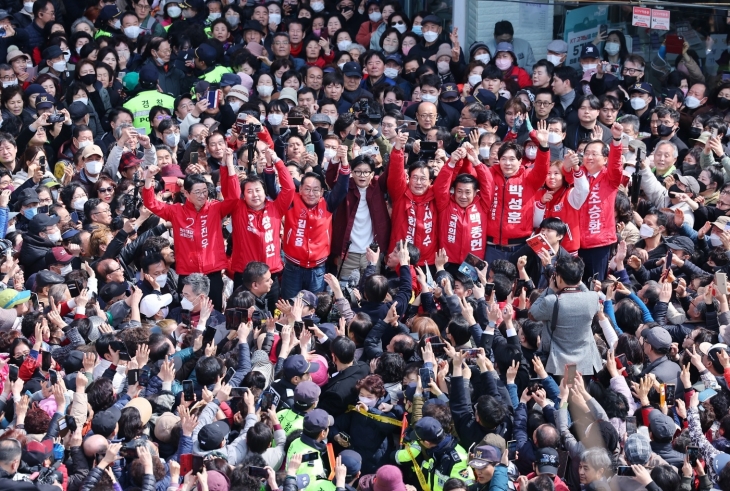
[
  {"xmin": 244, "ymin": 123, "xmax": 262, "ymax": 175},
  {"xmin": 122, "ymin": 171, "xmax": 144, "ymax": 219},
  {"xmin": 352, "ymin": 98, "xmax": 381, "ymax": 125}
]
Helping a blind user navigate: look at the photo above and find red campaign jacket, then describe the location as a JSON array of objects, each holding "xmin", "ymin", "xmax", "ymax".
[
  {"xmin": 388, "ymin": 149, "xmax": 437, "ymax": 265},
  {"xmin": 433, "ymin": 158, "xmax": 494, "ymax": 264},
  {"xmin": 535, "ymin": 168, "xmax": 589, "ymax": 254},
  {"xmin": 221, "ymin": 161, "xmax": 295, "ymax": 274},
  {"xmin": 283, "ymin": 167, "xmax": 351, "ymax": 268},
  {"xmin": 578, "ymin": 143, "xmax": 623, "ymax": 249},
  {"xmin": 142, "ymin": 174, "xmax": 239, "ymax": 275},
  {"xmin": 505, "ymin": 65, "xmax": 532, "ymax": 88},
  {"xmin": 486, "ymin": 147, "xmax": 550, "ymax": 245}
]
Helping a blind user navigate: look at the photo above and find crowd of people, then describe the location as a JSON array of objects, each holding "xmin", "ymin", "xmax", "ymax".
[{"xmin": 0, "ymin": 2, "xmax": 729, "ymax": 491}]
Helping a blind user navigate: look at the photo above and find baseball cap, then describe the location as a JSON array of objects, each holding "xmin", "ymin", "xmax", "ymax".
[
  {"xmin": 495, "ymin": 42, "xmax": 514, "ymax": 54},
  {"xmin": 291, "ymin": 290, "xmax": 317, "ymax": 307},
  {"xmin": 62, "ymin": 350, "xmax": 84, "ymax": 373},
  {"xmin": 339, "ymin": 449, "xmax": 362, "ymax": 476},
  {"xmin": 180, "ymin": 0, "xmax": 204, "ymax": 9},
  {"xmin": 195, "ymin": 44, "xmax": 217, "ymax": 65},
  {"xmin": 677, "ymin": 175, "xmax": 700, "ymax": 195},
  {"xmin": 28, "ymin": 213, "xmax": 59, "ymax": 234},
  {"xmin": 665, "ymin": 236, "xmax": 694, "ymax": 256},
  {"xmin": 414, "ymin": 417, "xmax": 444, "ymax": 442},
  {"xmin": 18, "ymin": 188, "xmax": 40, "ymax": 207},
  {"xmin": 385, "ymin": 53, "xmax": 403, "ymax": 66},
  {"xmin": 23, "ymin": 440, "xmax": 53, "ymax": 468},
  {"xmin": 69, "ymin": 101, "xmax": 89, "ymax": 121},
  {"xmin": 547, "ymin": 40, "xmax": 568, "ymax": 54},
  {"xmin": 624, "ymin": 433, "xmax": 651, "ymax": 465},
  {"xmin": 140, "ymin": 293, "xmax": 173, "ymax": 318},
  {"xmin": 81, "ymin": 144, "xmax": 103, "ymax": 160},
  {"xmin": 242, "ymin": 19, "xmax": 265, "ymax": 34},
  {"xmin": 154, "ymin": 412, "xmax": 181, "ymax": 443},
  {"xmin": 699, "ymin": 343, "xmax": 729, "ymax": 365},
  {"xmin": 219, "ymin": 73, "xmax": 242, "ymax": 88},
  {"xmin": 303, "ymin": 409, "xmax": 333, "ymax": 433},
  {"xmin": 294, "ymin": 381, "xmax": 321, "ymax": 406},
  {"xmin": 342, "ymin": 62, "xmax": 362, "ymax": 78},
  {"xmin": 45, "ymin": 247, "xmax": 73, "ymax": 265},
  {"xmin": 35, "ymin": 93, "xmax": 55, "ymax": 110},
  {"xmin": 472, "ymin": 88, "xmax": 497, "ymax": 108},
  {"xmin": 0, "ymin": 10, "xmax": 11, "ymax": 21},
  {"xmin": 198, "ymin": 420, "xmax": 230, "ymax": 451},
  {"xmin": 35, "ymin": 270, "xmax": 65, "ymax": 290},
  {"xmin": 138, "ymin": 63, "xmax": 159, "ymax": 85},
  {"xmin": 283, "ymin": 354, "xmax": 320, "ymax": 380},
  {"xmin": 647, "ymin": 409, "xmax": 675, "ymax": 440},
  {"xmin": 641, "ymin": 326, "xmax": 672, "ymax": 351},
  {"xmin": 119, "ymin": 151, "xmax": 142, "ymax": 170},
  {"xmin": 536, "ymin": 447, "xmax": 560, "ymax": 475},
  {"xmin": 580, "ymin": 44, "xmax": 599, "ymax": 59},
  {"xmin": 43, "ymin": 46, "xmax": 63, "ymax": 61},
  {"xmin": 99, "ymin": 281, "xmax": 127, "ymax": 303},
  {"xmin": 468, "ymin": 445, "xmax": 501, "ymax": 469},
  {"xmin": 91, "ymin": 406, "xmax": 122, "ymax": 438},
  {"xmin": 712, "ymin": 452, "xmax": 730, "ymax": 476},
  {"xmin": 629, "ymin": 82, "xmax": 654, "ymax": 96},
  {"xmin": 441, "ymin": 83, "xmax": 459, "ymax": 99},
  {"xmin": 421, "ymin": 14, "xmax": 441, "ymax": 26},
  {"xmin": 98, "ymin": 4, "xmax": 121, "ymax": 21},
  {"xmin": 0, "ymin": 289, "xmax": 29, "ymax": 309}
]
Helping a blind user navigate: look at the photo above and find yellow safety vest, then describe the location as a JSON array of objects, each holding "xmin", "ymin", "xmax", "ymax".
[
  {"xmin": 277, "ymin": 408, "xmax": 305, "ymax": 436},
  {"xmin": 286, "ymin": 438, "xmax": 327, "ymax": 490},
  {"xmin": 199, "ymin": 65, "xmax": 233, "ymax": 84},
  {"xmin": 123, "ymin": 89, "xmax": 175, "ymax": 135}
]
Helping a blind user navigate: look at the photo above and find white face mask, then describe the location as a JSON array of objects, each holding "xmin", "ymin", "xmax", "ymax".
[
  {"xmin": 269, "ymin": 13, "xmax": 281, "ymax": 24},
  {"xmin": 229, "ymin": 100, "xmax": 242, "ymax": 113},
  {"xmin": 311, "ymin": 1, "xmax": 324, "ymax": 11},
  {"xmin": 625, "ymin": 151, "xmax": 636, "ymax": 163},
  {"xmin": 384, "ymin": 67, "xmax": 399, "ymax": 79},
  {"xmin": 268, "ymin": 113, "xmax": 283, "ymax": 126},
  {"xmin": 420, "ymin": 93, "xmax": 437, "ymax": 104},
  {"xmin": 582, "ymin": 63, "xmax": 597, "ymax": 72},
  {"xmin": 52, "ymin": 61, "xmax": 67, "ymax": 72},
  {"xmin": 47, "ymin": 232, "xmax": 61, "ymax": 243},
  {"xmin": 546, "ymin": 54, "xmax": 562, "ymax": 66},
  {"xmin": 112, "ymin": 19, "xmax": 122, "ymax": 30},
  {"xmin": 639, "ymin": 223, "xmax": 656, "ymax": 239},
  {"xmin": 337, "ymin": 41, "xmax": 351, "ymax": 51},
  {"xmin": 437, "ymin": 61, "xmax": 450, "ymax": 74},
  {"xmin": 684, "ymin": 95, "xmax": 701, "ymax": 109},
  {"xmin": 78, "ymin": 140, "xmax": 92, "ymax": 149},
  {"xmin": 63, "ymin": 52, "xmax": 71, "ymax": 62},
  {"xmin": 225, "ymin": 16, "xmax": 239, "ymax": 27},
  {"xmin": 60, "ymin": 264, "xmax": 73, "ymax": 276},
  {"xmin": 383, "ymin": 44, "xmax": 397, "ymax": 54},
  {"xmin": 368, "ymin": 11, "xmax": 381, "ymax": 22},
  {"xmin": 159, "ymin": 306, "xmax": 169, "ymax": 318},
  {"xmin": 23, "ymin": 1, "xmax": 33, "ymax": 12},
  {"xmin": 337, "ymin": 63, "xmax": 345, "ymax": 70},
  {"xmin": 180, "ymin": 296, "xmax": 195, "ymax": 310},
  {"xmin": 525, "ymin": 147, "xmax": 538, "ymax": 160},
  {"xmin": 85, "ymin": 160, "xmax": 103, "ymax": 175},
  {"xmin": 156, "ymin": 274, "xmax": 168, "ymax": 288},
  {"xmin": 208, "ymin": 12, "xmax": 221, "ymax": 21},
  {"xmin": 548, "ymin": 132, "xmax": 562, "ymax": 144},
  {"xmin": 394, "ymin": 23, "xmax": 406, "ymax": 34},
  {"xmin": 167, "ymin": 5, "xmax": 181, "ymax": 17},
  {"xmin": 630, "ymin": 97, "xmax": 646, "ymax": 110},
  {"xmin": 2, "ymin": 80, "xmax": 17, "ymax": 88},
  {"xmin": 468, "ymin": 74, "xmax": 482, "ymax": 86},
  {"xmin": 479, "ymin": 146, "xmax": 490, "ymax": 159},
  {"xmin": 605, "ymin": 42, "xmax": 620, "ymax": 56},
  {"xmin": 423, "ymin": 31, "xmax": 438, "ymax": 43},
  {"xmin": 474, "ymin": 53, "xmax": 490, "ymax": 64},
  {"xmin": 710, "ymin": 234, "xmax": 724, "ymax": 247},
  {"xmin": 76, "ymin": 97, "xmax": 89, "ymax": 106},
  {"xmin": 324, "ymin": 148, "xmax": 337, "ymax": 160},
  {"xmin": 257, "ymin": 85, "xmax": 274, "ymax": 97},
  {"xmin": 165, "ymin": 133, "xmax": 180, "ymax": 147},
  {"xmin": 124, "ymin": 25, "xmax": 141, "ymax": 38},
  {"xmin": 359, "ymin": 396, "xmax": 377, "ymax": 407},
  {"xmin": 72, "ymin": 196, "xmax": 88, "ymax": 211}
]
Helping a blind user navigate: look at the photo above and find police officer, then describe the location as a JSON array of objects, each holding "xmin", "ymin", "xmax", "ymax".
[
  {"xmin": 277, "ymin": 381, "xmax": 320, "ymax": 436},
  {"xmin": 123, "ymin": 64, "xmax": 175, "ymax": 135},
  {"xmin": 285, "ymin": 409, "xmax": 334, "ymax": 486},
  {"xmin": 271, "ymin": 354, "xmax": 320, "ymax": 410},
  {"xmin": 395, "ymin": 417, "xmax": 474, "ymax": 491},
  {"xmin": 303, "ymin": 450, "xmax": 363, "ymax": 491},
  {"xmin": 195, "ymin": 43, "xmax": 232, "ymax": 84},
  {"xmin": 467, "ymin": 445, "xmax": 510, "ymax": 491}
]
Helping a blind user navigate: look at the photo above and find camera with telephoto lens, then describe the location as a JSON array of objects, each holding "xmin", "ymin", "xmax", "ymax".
[
  {"xmin": 352, "ymin": 98, "xmax": 381, "ymax": 124},
  {"xmin": 35, "ymin": 463, "xmax": 63, "ymax": 485},
  {"xmin": 48, "ymin": 112, "xmax": 65, "ymax": 124},
  {"xmin": 244, "ymin": 123, "xmax": 262, "ymax": 175},
  {"xmin": 122, "ymin": 171, "xmax": 144, "ymax": 219}
]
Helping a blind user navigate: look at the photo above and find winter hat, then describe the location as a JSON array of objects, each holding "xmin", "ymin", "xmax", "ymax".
[
  {"xmin": 238, "ymin": 72, "xmax": 254, "ymax": 93},
  {"xmin": 373, "ymin": 466, "xmax": 406, "ymax": 491},
  {"xmin": 251, "ymin": 349, "xmax": 274, "ymax": 386},
  {"xmin": 198, "ymin": 470, "xmax": 230, "ymax": 491},
  {"xmin": 38, "ymin": 397, "xmax": 57, "ymax": 419},
  {"xmin": 309, "ymin": 354, "xmax": 330, "ymax": 387}
]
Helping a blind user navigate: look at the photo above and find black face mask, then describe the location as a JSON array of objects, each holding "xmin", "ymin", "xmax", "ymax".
[
  {"xmin": 688, "ymin": 127, "xmax": 702, "ymax": 139},
  {"xmin": 668, "ymin": 184, "xmax": 683, "ymax": 195},
  {"xmin": 623, "ymin": 75, "xmax": 638, "ymax": 87},
  {"xmin": 383, "ymin": 103, "xmax": 400, "ymax": 114},
  {"xmin": 443, "ymin": 99, "xmax": 464, "ymax": 113},
  {"xmin": 401, "ymin": 71, "xmax": 417, "ymax": 84},
  {"xmin": 11, "ymin": 355, "xmax": 25, "ymax": 366},
  {"xmin": 718, "ymin": 97, "xmax": 730, "ymax": 111},
  {"xmin": 657, "ymin": 124, "xmax": 674, "ymax": 137},
  {"xmin": 80, "ymin": 73, "xmax": 97, "ymax": 86},
  {"xmin": 697, "ymin": 181, "xmax": 707, "ymax": 194}
]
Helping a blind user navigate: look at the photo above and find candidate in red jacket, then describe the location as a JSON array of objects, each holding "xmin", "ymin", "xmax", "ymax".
[
  {"xmin": 576, "ymin": 121, "xmax": 625, "ymax": 282},
  {"xmin": 281, "ymin": 145, "xmax": 350, "ymax": 300},
  {"xmin": 433, "ymin": 144, "xmax": 494, "ymax": 265},
  {"xmin": 388, "ymin": 132, "xmax": 437, "ymax": 266},
  {"xmin": 221, "ymin": 147, "xmax": 295, "ymax": 299},
  {"xmin": 485, "ymin": 124, "xmax": 551, "ymax": 264},
  {"xmin": 142, "ymin": 148, "xmax": 239, "ymax": 312}
]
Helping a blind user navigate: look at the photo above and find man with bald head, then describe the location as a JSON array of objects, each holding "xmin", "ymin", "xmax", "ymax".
[
  {"xmin": 82, "ymin": 435, "xmax": 109, "ymax": 459},
  {"xmin": 404, "ymin": 74, "xmax": 461, "ymax": 135}
]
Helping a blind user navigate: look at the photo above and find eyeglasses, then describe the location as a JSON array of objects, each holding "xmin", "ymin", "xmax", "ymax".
[
  {"xmin": 353, "ymin": 170, "xmax": 373, "ymax": 176},
  {"xmin": 92, "ymin": 209, "xmax": 111, "ymax": 215},
  {"xmin": 410, "ymin": 176, "xmax": 429, "ymax": 183},
  {"xmin": 622, "ymin": 67, "xmax": 643, "ymax": 75},
  {"xmin": 418, "ymin": 113, "xmax": 437, "ymax": 120},
  {"xmin": 107, "ymin": 267, "xmax": 121, "ymax": 275},
  {"xmin": 98, "ymin": 187, "xmax": 115, "ymax": 194},
  {"xmin": 190, "ymin": 190, "xmax": 209, "ymax": 196},
  {"xmin": 534, "ymin": 101, "xmax": 553, "ymax": 107},
  {"xmin": 156, "ymin": 115, "xmax": 171, "ymax": 121},
  {"xmin": 301, "ymin": 187, "xmax": 322, "ymax": 195}
]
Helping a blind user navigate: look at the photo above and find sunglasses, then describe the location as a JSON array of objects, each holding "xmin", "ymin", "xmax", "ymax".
[{"xmin": 98, "ymin": 187, "xmax": 115, "ymax": 194}]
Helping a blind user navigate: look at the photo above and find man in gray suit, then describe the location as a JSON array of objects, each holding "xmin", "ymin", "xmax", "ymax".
[{"xmin": 529, "ymin": 255, "xmax": 602, "ymax": 376}]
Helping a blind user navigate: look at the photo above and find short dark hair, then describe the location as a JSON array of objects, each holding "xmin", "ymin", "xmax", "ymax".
[
  {"xmin": 196, "ymin": 356, "xmax": 223, "ymax": 387},
  {"xmin": 246, "ymin": 422, "xmax": 273, "ymax": 454},
  {"xmin": 241, "ymin": 262, "xmax": 270, "ymax": 290},
  {"xmin": 183, "ymin": 173, "xmax": 208, "ymax": 193},
  {"xmin": 555, "ymin": 256, "xmax": 584, "ymax": 285},
  {"xmin": 475, "ymin": 394, "xmax": 507, "ymax": 429},
  {"xmin": 493, "ymin": 20, "xmax": 514, "ymax": 37},
  {"xmin": 446, "ymin": 315, "xmax": 471, "ymax": 346},
  {"xmin": 492, "ymin": 274, "xmax": 513, "ymax": 302},
  {"xmin": 576, "ymin": 94, "xmax": 601, "ymax": 110},
  {"xmin": 533, "ymin": 59, "xmax": 554, "ymax": 78},
  {"xmin": 553, "ymin": 66, "xmax": 577, "ymax": 89},
  {"xmin": 331, "ymin": 336, "xmax": 356, "ymax": 364},
  {"xmin": 364, "ymin": 275, "xmax": 389, "ymax": 303},
  {"xmin": 540, "ymin": 217, "xmax": 567, "ymax": 239},
  {"xmin": 498, "ymin": 141, "xmax": 523, "ymax": 161},
  {"xmin": 349, "ymin": 313, "xmax": 373, "ymax": 345}
]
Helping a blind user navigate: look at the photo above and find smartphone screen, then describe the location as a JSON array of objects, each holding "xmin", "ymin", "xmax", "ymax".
[
  {"xmin": 248, "ymin": 466, "xmax": 269, "ymax": 479},
  {"xmin": 206, "ymin": 90, "xmax": 219, "ymax": 109},
  {"xmin": 8, "ymin": 365, "xmax": 18, "ymax": 383},
  {"xmin": 223, "ymin": 367, "xmax": 235, "ymax": 385},
  {"xmin": 192, "ymin": 455, "xmax": 204, "ymax": 474},
  {"xmin": 49, "ymin": 369, "xmax": 58, "ymax": 385},
  {"xmin": 127, "ymin": 369, "xmax": 139, "ymax": 386},
  {"xmin": 465, "ymin": 253, "xmax": 486, "ymax": 270},
  {"xmin": 225, "ymin": 309, "xmax": 237, "ymax": 330},
  {"xmin": 565, "ymin": 364, "xmax": 576, "ymax": 386},
  {"xmin": 181, "ymin": 309, "xmax": 192, "ymax": 326},
  {"xmin": 484, "ymin": 283, "xmax": 495, "ymax": 297},
  {"xmin": 41, "ymin": 351, "xmax": 52, "ymax": 372},
  {"xmin": 203, "ymin": 325, "xmax": 216, "ymax": 346},
  {"xmin": 139, "ymin": 367, "xmax": 150, "ymax": 386},
  {"xmin": 288, "ymin": 116, "xmax": 304, "ymax": 126},
  {"xmin": 301, "ymin": 452, "xmax": 318, "ymax": 463},
  {"xmin": 687, "ymin": 446, "xmax": 700, "ymax": 466},
  {"xmin": 665, "ymin": 383, "xmax": 676, "ymax": 406},
  {"xmin": 507, "ymin": 440, "xmax": 517, "ymax": 460},
  {"xmin": 616, "ymin": 466, "xmax": 635, "ymax": 477},
  {"xmin": 190, "ymin": 153, "xmax": 199, "ymax": 166},
  {"xmin": 625, "ymin": 416, "xmax": 637, "ymax": 436},
  {"xmin": 419, "ymin": 368, "xmax": 432, "ymax": 391},
  {"xmin": 183, "ymin": 380, "xmax": 195, "ymax": 401}
]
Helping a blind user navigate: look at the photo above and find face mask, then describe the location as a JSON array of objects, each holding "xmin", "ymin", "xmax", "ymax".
[
  {"xmin": 684, "ymin": 95, "xmax": 701, "ymax": 109},
  {"xmin": 124, "ymin": 25, "xmax": 141, "ymax": 38},
  {"xmin": 226, "ymin": 16, "xmax": 239, "ymax": 27},
  {"xmin": 85, "ymin": 160, "xmax": 103, "ymax": 175},
  {"xmin": 76, "ymin": 97, "xmax": 89, "ymax": 106},
  {"xmin": 165, "ymin": 133, "xmax": 180, "ymax": 147},
  {"xmin": 337, "ymin": 62, "xmax": 345, "ymax": 70},
  {"xmin": 11, "ymin": 355, "xmax": 25, "ymax": 366},
  {"xmin": 257, "ymin": 85, "xmax": 274, "ymax": 97},
  {"xmin": 229, "ymin": 100, "xmax": 242, "ymax": 113},
  {"xmin": 474, "ymin": 53, "xmax": 490, "ymax": 64},
  {"xmin": 268, "ymin": 113, "xmax": 283, "ymax": 125},
  {"xmin": 468, "ymin": 74, "xmax": 482, "ymax": 86},
  {"xmin": 368, "ymin": 11, "xmax": 381, "ymax": 22},
  {"xmin": 412, "ymin": 25, "xmax": 422, "ymax": 36},
  {"xmin": 60, "ymin": 264, "xmax": 73, "ymax": 276},
  {"xmin": 1, "ymin": 80, "xmax": 17, "ymax": 88},
  {"xmin": 423, "ymin": 31, "xmax": 438, "ymax": 43},
  {"xmin": 64, "ymin": 52, "xmax": 71, "ymax": 62},
  {"xmin": 710, "ymin": 234, "xmax": 723, "ymax": 247},
  {"xmin": 156, "ymin": 274, "xmax": 168, "ymax": 288},
  {"xmin": 688, "ymin": 127, "xmax": 702, "ymax": 139},
  {"xmin": 269, "ymin": 13, "xmax": 280, "ymax": 24},
  {"xmin": 313, "ymin": 29, "xmax": 322, "ymax": 37},
  {"xmin": 384, "ymin": 67, "xmax": 399, "ymax": 79},
  {"xmin": 525, "ymin": 147, "xmax": 537, "ymax": 160},
  {"xmin": 47, "ymin": 231, "xmax": 61, "ymax": 243},
  {"xmin": 112, "ymin": 19, "xmax": 122, "ymax": 30},
  {"xmin": 630, "ymin": 97, "xmax": 646, "ymax": 110},
  {"xmin": 359, "ymin": 396, "xmax": 377, "ymax": 407},
  {"xmin": 657, "ymin": 124, "xmax": 674, "ymax": 137},
  {"xmin": 383, "ymin": 44, "xmax": 398, "ymax": 54},
  {"xmin": 668, "ymin": 184, "xmax": 683, "ymax": 196},
  {"xmin": 275, "ymin": 76, "xmax": 282, "ymax": 85},
  {"xmin": 78, "ymin": 140, "xmax": 92, "ymax": 149},
  {"xmin": 394, "ymin": 23, "xmax": 406, "ymax": 34},
  {"xmin": 52, "ymin": 61, "xmax": 67, "ymax": 72},
  {"xmin": 479, "ymin": 146, "xmax": 490, "ymax": 159},
  {"xmin": 639, "ymin": 223, "xmax": 656, "ymax": 238},
  {"xmin": 546, "ymin": 54, "xmax": 562, "ymax": 66},
  {"xmin": 548, "ymin": 132, "xmax": 562, "ymax": 144},
  {"xmin": 625, "ymin": 151, "xmax": 636, "ymax": 163},
  {"xmin": 324, "ymin": 148, "xmax": 337, "ymax": 160},
  {"xmin": 23, "ymin": 2, "xmax": 33, "ymax": 12},
  {"xmin": 311, "ymin": 1, "xmax": 324, "ymax": 11},
  {"xmin": 208, "ymin": 12, "xmax": 221, "ymax": 21},
  {"xmin": 180, "ymin": 296, "xmax": 195, "ymax": 310},
  {"xmin": 337, "ymin": 41, "xmax": 351, "ymax": 51},
  {"xmin": 167, "ymin": 6, "xmax": 181, "ymax": 17},
  {"xmin": 437, "ymin": 61, "xmax": 450, "ymax": 74},
  {"xmin": 420, "ymin": 93, "xmax": 437, "ymax": 104},
  {"xmin": 718, "ymin": 97, "xmax": 730, "ymax": 111},
  {"xmin": 23, "ymin": 207, "xmax": 37, "ymax": 220},
  {"xmin": 182, "ymin": 8, "xmax": 194, "ymax": 18},
  {"xmin": 605, "ymin": 42, "xmax": 620, "ymax": 56},
  {"xmin": 76, "ymin": 46, "xmax": 82, "ymax": 55},
  {"xmin": 72, "ymin": 196, "xmax": 88, "ymax": 211},
  {"xmin": 582, "ymin": 63, "xmax": 598, "ymax": 72},
  {"xmin": 495, "ymin": 58, "xmax": 512, "ymax": 71},
  {"xmin": 80, "ymin": 73, "xmax": 96, "ymax": 86}
]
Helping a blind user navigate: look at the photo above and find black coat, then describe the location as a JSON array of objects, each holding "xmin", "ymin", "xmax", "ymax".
[
  {"xmin": 19, "ymin": 233, "xmax": 54, "ymax": 276},
  {"xmin": 317, "ymin": 361, "xmax": 370, "ymax": 417}
]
